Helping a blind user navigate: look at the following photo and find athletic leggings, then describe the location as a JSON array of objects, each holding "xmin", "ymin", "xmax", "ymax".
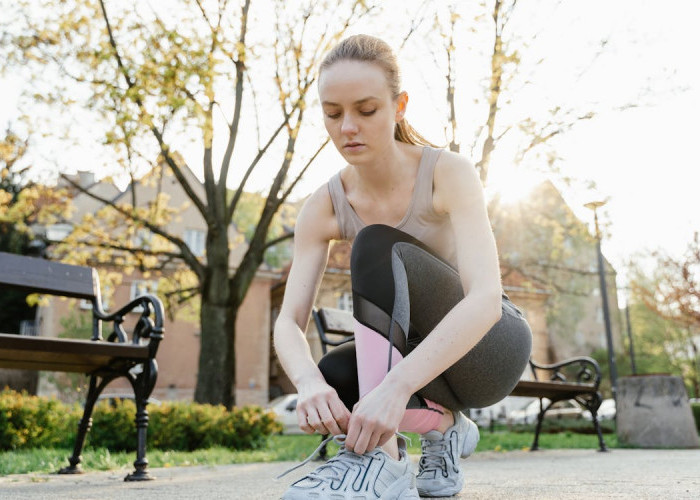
[{"xmin": 318, "ymin": 224, "xmax": 532, "ymax": 434}]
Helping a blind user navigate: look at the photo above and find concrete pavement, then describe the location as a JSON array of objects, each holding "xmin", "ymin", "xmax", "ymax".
[{"xmin": 1, "ymin": 448, "xmax": 698, "ymax": 499}]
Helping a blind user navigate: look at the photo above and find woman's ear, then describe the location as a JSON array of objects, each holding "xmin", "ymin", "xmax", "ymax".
[{"xmin": 395, "ymin": 91, "xmax": 409, "ymax": 122}]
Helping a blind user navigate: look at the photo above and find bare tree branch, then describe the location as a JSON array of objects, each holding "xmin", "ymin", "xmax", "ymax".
[
  {"xmin": 219, "ymin": 0, "xmax": 252, "ymax": 204},
  {"xmin": 279, "ymin": 137, "xmax": 330, "ymax": 204},
  {"xmin": 226, "ymin": 114, "xmax": 292, "ymax": 224},
  {"xmin": 60, "ymin": 173, "xmax": 205, "ymax": 280},
  {"xmin": 263, "ymin": 231, "xmax": 294, "ymax": 251},
  {"xmin": 98, "ymin": 0, "xmax": 210, "ymax": 222}
]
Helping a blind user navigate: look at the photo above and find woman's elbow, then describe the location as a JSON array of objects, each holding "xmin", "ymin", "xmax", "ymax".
[{"xmin": 487, "ymin": 291, "xmax": 502, "ymax": 326}]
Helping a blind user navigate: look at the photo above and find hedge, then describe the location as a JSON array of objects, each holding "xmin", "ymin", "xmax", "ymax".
[
  {"xmin": 692, "ymin": 403, "xmax": 700, "ymax": 433},
  {"xmin": 0, "ymin": 389, "xmax": 281, "ymax": 452}
]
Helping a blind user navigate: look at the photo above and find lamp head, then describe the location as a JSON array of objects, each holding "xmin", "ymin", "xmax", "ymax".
[{"xmin": 584, "ymin": 199, "xmax": 609, "ymax": 211}]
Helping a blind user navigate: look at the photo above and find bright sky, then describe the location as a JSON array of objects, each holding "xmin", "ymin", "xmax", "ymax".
[{"xmin": 1, "ymin": 0, "xmax": 698, "ymax": 288}]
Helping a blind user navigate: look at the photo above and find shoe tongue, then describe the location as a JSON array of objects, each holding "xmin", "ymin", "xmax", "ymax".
[{"xmin": 422, "ymin": 430, "xmax": 444, "ymax": 441}]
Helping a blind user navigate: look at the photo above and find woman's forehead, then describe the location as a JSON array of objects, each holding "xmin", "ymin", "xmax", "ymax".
[{"xmin": 318, "ymin": 60, "xmax": 391, "ymax": 102}]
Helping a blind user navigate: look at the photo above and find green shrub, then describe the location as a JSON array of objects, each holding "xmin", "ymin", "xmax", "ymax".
[
  {"xmin": 0, "ymin": 389, "xmax": 282, "ymax": 452},
  {"xmin": 0, "ymin": 389, "xmax": 79, "ymax": 450},
  {"xmin": 148, "ymin": 401, "xmax": 282, "ymax": 451},
  {"xmin": 691, "ymin": 403, "xmax": 700, "ymax": 433},
  {"xmin": 88, "ymin": 399, "xmax": 137, "ymax": 451}
]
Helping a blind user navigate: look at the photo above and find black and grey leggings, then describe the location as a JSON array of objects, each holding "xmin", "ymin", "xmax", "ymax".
[{"xmin": 318, "ymin": 224, "xmax": 532, "ymax": 433}]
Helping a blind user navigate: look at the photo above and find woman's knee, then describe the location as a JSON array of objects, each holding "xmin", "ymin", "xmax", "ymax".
[
  {"xmin": 317, "ymin": 344, "xmax": 359, "ymax": 410},
  {"xmin": 351, "ymin": 224, "xmax": 395, "ymax": 269}
]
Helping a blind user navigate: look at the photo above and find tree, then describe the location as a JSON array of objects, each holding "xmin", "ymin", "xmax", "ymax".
[
  {"xmin": 0, "ymin": 127, "xmax": 72, "ymax": 331},
  {"xmin": 2, "ymin": 0, "xmax": 373, "ymax": 406},
  {"xmin": 630, "ymin": 235, "xmax": 700, "ymax": 397}
]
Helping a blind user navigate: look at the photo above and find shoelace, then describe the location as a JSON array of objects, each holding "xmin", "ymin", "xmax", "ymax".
[
  {"xmin": 276, "ymin": 432, "xmax": 412, "ymax": 481},
  {"xmin": 276, "ymin": 434, "xmax": 349, "ymax": 480},
  {"xmin": 418, "ymin": 439, "xmax": 448, "ymax": 474}
]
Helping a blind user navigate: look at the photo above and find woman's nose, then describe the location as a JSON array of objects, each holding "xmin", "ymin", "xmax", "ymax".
[{"xmin": 340, "ymin": 114, "xmax": 358, "ymax": 135}]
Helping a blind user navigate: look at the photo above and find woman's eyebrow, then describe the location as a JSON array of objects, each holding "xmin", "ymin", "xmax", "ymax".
[{"xmin": 322, "ymin": 96, "xmax": 380, "ymax": 106}]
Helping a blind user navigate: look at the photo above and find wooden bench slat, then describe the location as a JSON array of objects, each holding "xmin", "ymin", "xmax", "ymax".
[
  {"xmin": 0, "ymin": 359, "xmax": 107, "ymax": 373},
  {"xmin": 512, "ymin": 380, "xmax": 596, "ymax": 399},
  {"xmin": 0, "ymin": 334, "xmax": 149, "ymax": 373},
  {"xmin": 0, "ymin": 251, "xmax": 97, "ymax": 299}
]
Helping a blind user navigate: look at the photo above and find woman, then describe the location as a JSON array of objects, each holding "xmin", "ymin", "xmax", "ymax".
[{"xmin": 274, "ymin": 34, "xmax": 532, "ymax": 499}]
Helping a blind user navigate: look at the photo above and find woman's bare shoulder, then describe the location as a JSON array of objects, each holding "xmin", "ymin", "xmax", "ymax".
[
  {"xmin": 296, "ymin": 181, "xmax": 342, "ymax": 243},
  {"xmin": 433, "ymin": 150, "xmax": 482, "ymax": 214}
]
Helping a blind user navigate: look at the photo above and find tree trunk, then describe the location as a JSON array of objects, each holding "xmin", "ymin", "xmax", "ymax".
[{"xmin": 194, "ymin": 230, "xmax": 236, "ymax": 407}]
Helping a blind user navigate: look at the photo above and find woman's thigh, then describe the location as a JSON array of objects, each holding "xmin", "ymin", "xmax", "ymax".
[
  {"xmin": 390, "ymin": 240, "xmax": 532, "ymax": 409},
  {"xmin": 330, "ymin": 224, "xmax": 532, "ymax": 410}
]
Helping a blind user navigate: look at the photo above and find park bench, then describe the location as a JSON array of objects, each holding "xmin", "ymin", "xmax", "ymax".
[
  {"xmin": 0, "ymin": 251, "xmax": 165, "ymax": 480},
  {"xmin": 312, "ymin": 306, "xmax": 608, "ymax": 453}
]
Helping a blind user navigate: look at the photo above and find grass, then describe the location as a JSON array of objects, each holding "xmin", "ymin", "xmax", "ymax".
[{"xmin": 0, "ymin": 425, "xmax": 621, "ymax": 476}]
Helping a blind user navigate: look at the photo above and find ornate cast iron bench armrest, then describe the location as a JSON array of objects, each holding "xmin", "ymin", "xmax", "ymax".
[{"xmin": 528, "ymin": 356, "xmax": 602, "ymax": 388}]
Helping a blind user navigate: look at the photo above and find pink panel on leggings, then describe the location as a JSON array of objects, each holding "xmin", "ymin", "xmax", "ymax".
[
  {"xmin": 354, "ymin": 319, "xmax": 403, "ymax": 398},
  {"xmin": 353, "ymin": 319, "xmax": 445, "ymax": 434}
]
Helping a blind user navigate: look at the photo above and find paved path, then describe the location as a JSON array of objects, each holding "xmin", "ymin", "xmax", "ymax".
[{"xmin": 1, "ymin": 449, "xmax": 698, "ymax": 499}]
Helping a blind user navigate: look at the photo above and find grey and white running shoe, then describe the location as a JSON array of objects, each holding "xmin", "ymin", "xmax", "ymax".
[
  {"xmin": 279, "ymin": 434, "xmax": 419, "ymax": 499},
  {"xmin": 416, "ymin": 411, "xmax": 480, "ymax": 497}
]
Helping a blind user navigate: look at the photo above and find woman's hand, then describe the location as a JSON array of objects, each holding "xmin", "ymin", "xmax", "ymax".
[
  {"xmin": 344, "ymin": 378, "xmax": 412, "ymax": 454},
  {"xmin": 296, "ymin": 378, "xmax": 351, "ymax": 436}
]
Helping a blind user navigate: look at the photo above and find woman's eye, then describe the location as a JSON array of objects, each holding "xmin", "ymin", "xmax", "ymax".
[
  {"xmin": 360, "ymin": 109, "xmax": 376, "ymax": 116},
  {"xmin": 325, "ymin": 112, "xmax": 341, "ymax": 119}
]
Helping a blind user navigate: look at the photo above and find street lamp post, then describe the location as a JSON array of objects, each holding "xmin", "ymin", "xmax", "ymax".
[
  {"xmin": 624, "ymin": 288, "xmax": 638, "ymax": 375},
  {"xmin": 584, "ymin": 200, "xmax": 619, "ymax": 403}
]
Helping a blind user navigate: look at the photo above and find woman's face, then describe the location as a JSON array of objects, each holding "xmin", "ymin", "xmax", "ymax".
[{"xmin": 318, "ymin": 60, "xmax": 404, "ymax": 162}]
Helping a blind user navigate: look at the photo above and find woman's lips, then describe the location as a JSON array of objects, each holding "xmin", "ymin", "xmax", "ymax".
[{"xmin": 344, "ymin": 142, "xmax": 365, "ymax": 152}]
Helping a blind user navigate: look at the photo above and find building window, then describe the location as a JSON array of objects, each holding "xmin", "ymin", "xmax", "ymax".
[
  {"xmin": 130, "ymin": 280, "xmax": 158, "ymax": 312},
  {"xmin": 337, "ymin": 291, "xmax": 353, "ymax": 313},
  {"xmin": 184, "ymin": 229, "xmax": 206, "ymax": 257}
]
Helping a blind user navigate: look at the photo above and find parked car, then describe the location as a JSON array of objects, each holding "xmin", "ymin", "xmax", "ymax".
[
  {"xmin": 267, "ymin": 394, "xmax": 303, "ymax": 434},
  {"xmin": 508, "ymin": 398, "xmax": 583, "ymax": 425},
  {"xmin": 469, "ymin": 405, "xmax": 508, "ymax": 428},
  {"xmin": 582, "ymin": 398, "xmax": 616, "ymax": 421}
]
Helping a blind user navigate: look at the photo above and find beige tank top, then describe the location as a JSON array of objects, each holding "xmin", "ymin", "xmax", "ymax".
[{"xmin": 327, "ymin": 146, "xmax": 457, "ymax": 269}]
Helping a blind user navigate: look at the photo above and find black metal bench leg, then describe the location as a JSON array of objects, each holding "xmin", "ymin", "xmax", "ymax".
[
  {"xmin": 125, "ymin": 360, "xmax": 157, "ymax": 481},
  {"xmin": 59, "ymin": 375, "xmax": 112, "ymax": 474},
  {"xmin": 591, "ymin": 412, "xmax": 608, "ymax": 452},
  {"xmin": 317, "ymin": 434, "xmax": 329, "ymax": 461},
  {"xmin": 530, "ymin": 399, "xmax": 546, "ymax": 451}
]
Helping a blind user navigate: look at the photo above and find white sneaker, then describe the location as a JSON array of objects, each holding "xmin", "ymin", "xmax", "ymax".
[
  {"xmin": 416, "ymin": 411, "xmax": 480, "ymax": 497},
  {"xmin": 280, "ymin": 434, "xmax": 419, "ymax": 499}
]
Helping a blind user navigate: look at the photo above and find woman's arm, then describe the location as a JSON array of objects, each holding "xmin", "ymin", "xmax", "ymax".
[
  {"xmin": 384, "ymin": 150, "xmax": 503, "ymax": 391},
  {"xmin": 345, "ymin": 151, "xmax": 503, "ymax": 453},
  {"xmin": 273, "ymin": 185, "xmax": 351, "ymax": 436}
]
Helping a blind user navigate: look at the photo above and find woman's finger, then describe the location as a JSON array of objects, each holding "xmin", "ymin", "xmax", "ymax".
[
  {"xmin": 344, "ymin": 415, "xmax": 360, "ymax": 451},
  {"xmin": 365, "ymin": 430, "xmax": 382, "ymax": 453},
  {"xmin": 376, "ymin": 429, "xmax": 396, "ymax": 448},
  {"xmin": 353, "ymin": 423, "xmax": 372, "ymax": 455},
  {"xmin": 329, "ymin": 398, "xmax": 351, "ymax": 434},
  {"xmin": 298, "ymin": 410, "xmax": 314, "ymax": 434},
  {"xmin": 318, "ymin": 404, "xmax": 343, "ymax": 436},
  {"xmin": 306, "ymin": 410, "xmax": 330, "ymax": 435}
]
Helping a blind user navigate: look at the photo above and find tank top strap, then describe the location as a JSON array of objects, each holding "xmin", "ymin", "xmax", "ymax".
[
  {"xmin": 412, "ymin": 146, "xmax": 442, "ymax": 219},
  {"xmin": 327, "ymin": 172, "xmax": 364, "ymax": 241}
]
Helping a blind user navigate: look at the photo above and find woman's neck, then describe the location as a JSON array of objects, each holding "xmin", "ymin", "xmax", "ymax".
[{"xmin": 348, "ymin": 142, "xmax": 420, "ymax": 199}]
